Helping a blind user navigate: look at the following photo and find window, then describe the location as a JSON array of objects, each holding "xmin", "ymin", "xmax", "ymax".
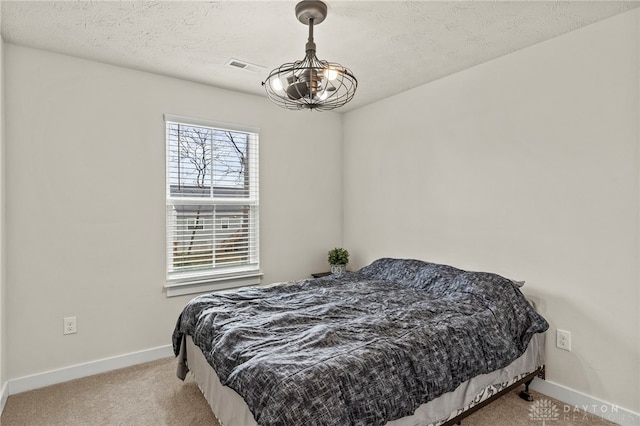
[{"xmin": 164, "ymin": 115, "xmax": 260, "ymax": 297}]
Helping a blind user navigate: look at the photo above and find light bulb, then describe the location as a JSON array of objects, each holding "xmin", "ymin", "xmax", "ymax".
[
  {"xmin": 272, "ymin": 77, "xmax": 283, "ymax": 91},
  {"xmin": 324, "ymin": 68, "xmax": 338, "ymax": 81}
]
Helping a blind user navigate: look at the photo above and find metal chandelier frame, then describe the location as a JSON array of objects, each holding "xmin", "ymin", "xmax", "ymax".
[{"xmin": 262, "ymin": 0, "xmax": 357, "ymax": 111}]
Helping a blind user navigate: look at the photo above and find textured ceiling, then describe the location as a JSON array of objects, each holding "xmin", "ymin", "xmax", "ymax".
[{"xmin": 1, "ymin": 1, "xmax": 638, "ymax": 112}]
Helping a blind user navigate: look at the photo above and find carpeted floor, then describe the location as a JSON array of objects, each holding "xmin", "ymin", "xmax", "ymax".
[
  {"xmin": 1, "ymin": 358, "xmax": 218, "ymax": 426},
  {"xmin": 0, "ymin": 357, "xmax": 616, "ymax": 426}
]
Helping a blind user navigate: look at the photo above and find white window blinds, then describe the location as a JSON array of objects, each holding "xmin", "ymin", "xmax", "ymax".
[{"xmin": 165, "ymin": 115, "xmax": 260, "ymax": 296}]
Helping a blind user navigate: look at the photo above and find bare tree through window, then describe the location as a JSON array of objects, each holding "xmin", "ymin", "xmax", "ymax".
[{"xmin": 167, "ymin": 122, "xmax": 254, "ymax": 272}]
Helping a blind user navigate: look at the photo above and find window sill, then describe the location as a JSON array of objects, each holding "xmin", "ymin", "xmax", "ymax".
[{"xmin": 165, "ymin": 270, "xmax": 262, "ymax": 297}]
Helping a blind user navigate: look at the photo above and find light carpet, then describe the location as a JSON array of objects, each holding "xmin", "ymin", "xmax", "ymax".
[{"xmin": 0, "ymin": 357, "xmax": 615, "ymax": 425}]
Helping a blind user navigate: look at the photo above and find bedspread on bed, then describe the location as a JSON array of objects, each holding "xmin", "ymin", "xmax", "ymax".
[{"xmin": 172, "ymin": 258, "xmax": 548, "ymax": 426}]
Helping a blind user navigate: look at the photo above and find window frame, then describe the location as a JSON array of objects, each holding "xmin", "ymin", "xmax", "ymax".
[{"xmin": 163, "ymin": 114, "xmax": 261, "ymax": 297}]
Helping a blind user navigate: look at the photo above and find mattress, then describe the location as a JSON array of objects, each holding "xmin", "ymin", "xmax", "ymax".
[
  {"xmin": 183, "ymin": 331, "xmax": 545, "ymax": 426},
  {"xmin": 174, "ymin": 258, "xmax": 548, "ymax": 425}
]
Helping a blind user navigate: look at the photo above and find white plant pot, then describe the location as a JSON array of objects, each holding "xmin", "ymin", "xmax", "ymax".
[{"xmin": 330, "ymin": 264, "xmax": 346, "ymax": 275}]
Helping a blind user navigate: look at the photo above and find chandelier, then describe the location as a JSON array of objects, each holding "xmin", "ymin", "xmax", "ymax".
[{"xmin": 262, "ymin": 0, "xmax": 357, "ymax": 111}]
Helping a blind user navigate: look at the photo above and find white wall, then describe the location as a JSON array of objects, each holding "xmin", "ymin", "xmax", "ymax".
[
  {"xmin": 4, "ymin": 45, "xmax": 343, "ymax": 379},
  {"xmin": 0, "ymin": 5, "xmax": 6, "ymax": 405},
  {"xmin": 2, "ymin": 6, "xmax": 638, "ymax": 420},
  {"xmin": 343, "ymin": 9, "xmax": 639, "ymax": 416}
]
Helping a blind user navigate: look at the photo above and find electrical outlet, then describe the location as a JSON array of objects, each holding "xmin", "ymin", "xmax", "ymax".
[
  {"xmin": 556, "ymin": 329, "xmax": 571, "ymax": 351},
  {"xmin": 63, "ymin": 316, "xmax": 77, "ymax": 335}
]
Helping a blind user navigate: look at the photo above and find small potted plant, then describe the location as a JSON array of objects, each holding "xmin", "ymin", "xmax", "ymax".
[{"xmin": 328, "ymin": 247, "xmax": 349, "ymax": 275}]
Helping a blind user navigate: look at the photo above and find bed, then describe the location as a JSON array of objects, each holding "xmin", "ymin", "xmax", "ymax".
[{"xmin": 172, "ymin": 258, "xmax": 549, "ymax": 425}]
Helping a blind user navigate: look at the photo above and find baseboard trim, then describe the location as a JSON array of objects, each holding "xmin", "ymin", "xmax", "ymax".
[
  {"xmin": 0, "ymin": 381, "xmax": 8, "ymax": 415},
  {"xmin": 531, "ymin": 378, "xmax": 640, "ymax": 426},
  {"xmin": 4, "ymin": 351, "xmax": 639, "ymax": 426},
  {"xmin": 7, "ymin": 344, "xmax": 173, "ymax": 396}
]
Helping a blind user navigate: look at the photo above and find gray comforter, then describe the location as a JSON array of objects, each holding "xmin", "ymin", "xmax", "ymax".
[{"xmin": 172, "ymin": 258, "xmax": 548, "ymax": 426}]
